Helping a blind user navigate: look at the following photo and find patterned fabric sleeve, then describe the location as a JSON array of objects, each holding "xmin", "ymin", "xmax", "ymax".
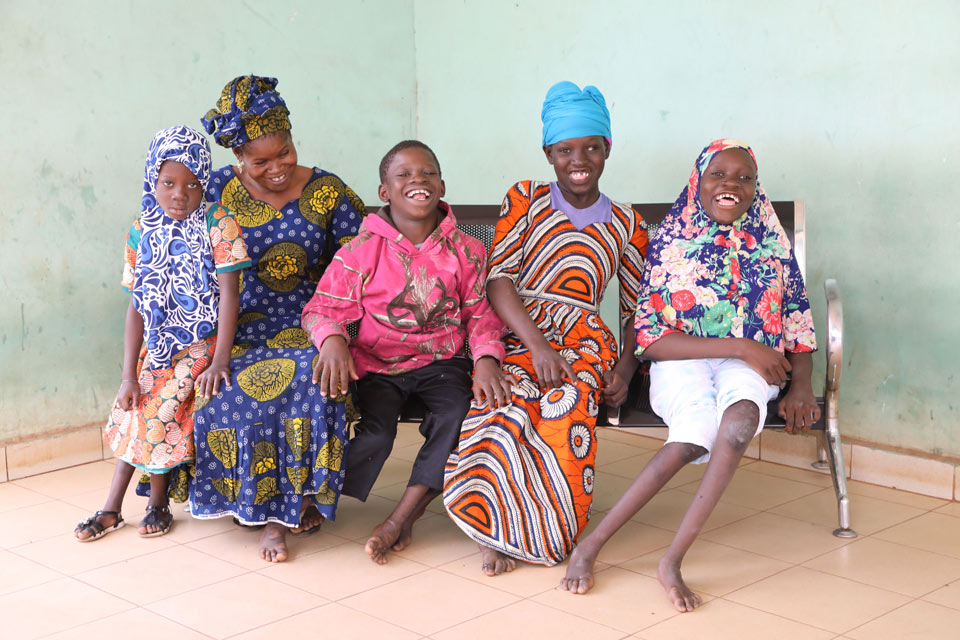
[
  {"xmin": 616, "ymin": 205, "xmax": 648, "ymax": 326},
  {"xmin": 331, "ymin": 178, "xmax": 366, "ymax": 248},
  {"xmin": 120, "ymin": 219, "xmax": 141, "ymax": 293},
  {"xmin": 301, "ymin": 249, "xmax": 365, "ymax": 349},
  {"xmin": 633, "ymin": 232, "xmax": 683, "ymax": 356},
  {"xmin": 459, "ymin": 235, "xmax": 507, "ymax": 364},
  {"xmin": 205, "ymin": 203, "xmax": 251, "ymax": 272},
  {"xmin": 781, "ymin": 249, "xmax": 817, "ymax": 353},
  {"xmin": 486, "ymin": 181, "xmax": 532, "ymax": 285}
]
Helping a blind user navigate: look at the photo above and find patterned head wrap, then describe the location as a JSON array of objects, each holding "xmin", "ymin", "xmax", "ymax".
[
  {"xmin": 133, "ymin": 126, "xmax": 219, "ymax": 369},
  {"xmin": 541, "ymin": 81, "xmax": 612, "ymax": 147},
  {"xmin": 201, "ymin": 75, "xmax": 291, "ymax": 149},
  {"xmin": 633, "ymin": 138, "xmax": 816, "ymax": 355}
]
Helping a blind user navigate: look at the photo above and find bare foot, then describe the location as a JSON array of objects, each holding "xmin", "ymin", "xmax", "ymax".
[
  {"xmin": 259, "ymin": 522, "xmax": 289, "ymax": 563},
  {"xmin": 479, "ymin": 543, "xmax": 516, "ymax": 576},
  {"xmin": 365, "ymin": 518, "xmax": 403, "ymax": 564},
  {"xmin": 290, "ymin": 504, "xmax": 324, "ymax": 536},
  {"xmin": 391, "ymin": 497, "xmax": 431, "ymax": 552},
  {"xmin": 560, "ymin": 543, "xmax": 598, "ymax": 594},
  {"xmin": 658, "ymin": 556, "xmax": 702, "ymax": 612}
]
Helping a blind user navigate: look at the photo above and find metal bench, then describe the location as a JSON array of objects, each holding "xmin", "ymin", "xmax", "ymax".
[{"xmin": 384, "ymin": 201, "xmax": 854, "ymax": 538}]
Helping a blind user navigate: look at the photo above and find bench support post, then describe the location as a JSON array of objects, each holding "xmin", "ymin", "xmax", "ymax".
[{"xmin": 824, "ymin": 279, "xmax": 856, "ymax": 538}]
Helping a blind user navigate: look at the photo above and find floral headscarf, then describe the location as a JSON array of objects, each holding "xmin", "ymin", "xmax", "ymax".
[
  {"xmin": 133, "ymin": 126, "xmax": 218, "ymax": 368},
  {"xmin": 201, "ymin": 75, "xmax": 291, "ymax": 148},
  {"xmin": 634, "ymin": 139, "xmax": 816, "ymax": 355}
]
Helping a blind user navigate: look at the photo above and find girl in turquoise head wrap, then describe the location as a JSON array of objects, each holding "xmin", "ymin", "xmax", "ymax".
[{"xmin": 443, "ymin": 81, "xmax": 648, "ymax": 576}]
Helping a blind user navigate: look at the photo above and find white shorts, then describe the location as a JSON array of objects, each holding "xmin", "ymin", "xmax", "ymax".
[{"xmin": 649, "ymin": 358, "xmax": 779, "ymax": 464}]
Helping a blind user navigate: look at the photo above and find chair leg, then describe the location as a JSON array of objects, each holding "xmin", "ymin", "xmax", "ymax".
[
  {"xmin": 811, "ymin": 431, "xmax": 830, "ymax": 471},
  {"xmin": 825, "ymin": 421, "xmax": 856, "ymax": 538}
]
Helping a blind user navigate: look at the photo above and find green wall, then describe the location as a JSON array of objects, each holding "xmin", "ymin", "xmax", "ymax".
[
  {"xmin": 414, "ymin": 0, "xmax": 960, "ymax": 457},
  {"xmin": 2, "ymin": 1, "xmax": 958, "ymax": 458},
  {"xmin": 0, "ymin": 0, "xmax": 416, "ymax": 441}
]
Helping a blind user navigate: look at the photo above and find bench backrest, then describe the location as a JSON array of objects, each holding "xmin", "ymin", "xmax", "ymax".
[{"xmin": 440, "ymin": 201, "xmax": 806, "ymax": 279}]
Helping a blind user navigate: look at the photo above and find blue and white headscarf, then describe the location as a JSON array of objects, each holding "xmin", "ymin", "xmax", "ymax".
[
  {"xmin": 133, "ymin": 126, "xmax": 218, "ymax": 369},
  {"xmin": 541, "ymin": 81, "xmax": 612, "ymax": 147}
]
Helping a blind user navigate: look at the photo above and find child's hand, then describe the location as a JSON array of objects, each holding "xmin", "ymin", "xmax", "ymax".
[
  {"xmin": 472, "ymin": 356, "xmax": 513, "ymax": 409},
  {"xmin": 778, "ymin": 383, "xmax": 821, "ymax": 434},
  {"xmin": 602, "ymin": 370, "xmax": 630, "ymax": 407},
  {"xmin": 313, "ymin": 336, "xmax": 358, "ymax": 398},
  {"xmin": 531, "ymin": 345, "xmax": 577, "ymax": 390},
  {"xmin": 736, "ymin": 339, "xmax": 791, "ymax": 385},
  {"xmin": 195, "ymin": 362, "xmax": 232, "ymax": 399},
  {"xmin": 117, "ymin": 380, "xmax": 140, "ymax": 411}
]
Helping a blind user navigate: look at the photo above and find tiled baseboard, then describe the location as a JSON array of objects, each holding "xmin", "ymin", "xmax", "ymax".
[
  {"xmin": 0, "ymin": 425, "xmax": 106, "ymax": 481},
  {"xmin": 2, "ymin": 423, "xmax": 959, "ymax": 502},
  {"xmin": 606, "ymin": 426, "xmax": 960, "ymax": 502}
]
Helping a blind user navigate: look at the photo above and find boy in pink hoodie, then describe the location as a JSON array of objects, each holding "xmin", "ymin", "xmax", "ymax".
[{"xmin": 302, "ymin": 140, "xmax": 510, "ymax": 564}]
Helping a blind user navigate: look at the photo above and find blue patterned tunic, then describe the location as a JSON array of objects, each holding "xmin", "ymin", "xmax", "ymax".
[{"xmin": 189, "ymin": 166, "xmax": 365, "ymax": 525}]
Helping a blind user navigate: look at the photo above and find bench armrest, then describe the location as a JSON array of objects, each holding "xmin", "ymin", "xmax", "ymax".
[{"xmin": 824, "ymin": 278, "xmax": 843, "ymax": 395}]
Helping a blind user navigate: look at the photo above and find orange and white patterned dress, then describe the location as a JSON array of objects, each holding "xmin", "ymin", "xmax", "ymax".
[
  {"xmin": 443, "ymin": 180, "xmax": 648, "ymax": 565},
  {"xmin": 104, "ymin": 203, "xmax": 250, "ymax": 482}
]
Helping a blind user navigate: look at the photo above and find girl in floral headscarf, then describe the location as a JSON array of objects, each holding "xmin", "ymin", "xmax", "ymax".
[
  {"xmin": 75, "ymin": 126, "xmax": 249, "ymax": 541},
  {"xmin": 561, "ymin": 140, "xmax": 819, "ymax": 613}
]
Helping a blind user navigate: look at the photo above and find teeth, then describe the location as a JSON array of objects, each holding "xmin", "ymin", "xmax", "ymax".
[
  {"xmin": 571, "ymin": 171, "xmax": 588, "ymax": 179},
  {"xmin": 405, "ymin": 189, "xmax": 430, "ymax": 198},
  {"xmin": 716, "ymin": 193, "xmax": 740, "ymax": 204},
  {"xmin": 269, "ymin": 175, "xmax": 285, "ymax": 183}
]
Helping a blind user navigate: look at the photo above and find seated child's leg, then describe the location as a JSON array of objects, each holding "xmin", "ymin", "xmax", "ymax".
[
  {"xmin": 364, "ymin": 359, "xmax": 473, "ymax": 565},
  {"xmin": 563, "ymin": 361, "xmax": 719, "ymax": 591},
  {"xmin": 658, "ymin": 360, "xmax": 776, "ymax": 613},
  {"xmin": 562, "ymin": 441, "xmax": 705, "ymax": 593},
  {"xmin": 341, "ymin": 373, "xmax": 406, "ymax": 502}
]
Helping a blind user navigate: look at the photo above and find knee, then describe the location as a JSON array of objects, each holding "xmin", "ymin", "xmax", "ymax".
[
  {"xmin": 671, "ymin": 442, "xmax": 708, "ymax": 465},
  {"xmin": 721, "ymin": 400, "xmax": 760, "ymax": 451}
]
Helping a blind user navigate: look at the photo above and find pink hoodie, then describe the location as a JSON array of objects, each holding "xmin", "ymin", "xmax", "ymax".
[{"xmin": 302, "ymin": 202, "xmax": 506, "ymax": 377}]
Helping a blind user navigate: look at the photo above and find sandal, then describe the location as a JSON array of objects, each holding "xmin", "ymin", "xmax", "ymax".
[
  {"xmin": 74, "ymin": 510, "xmax": 125, "ymax": 543},
  {"xmin": 290, "ymin": 505, "xmax": 324, "ymax": 537},
  {"xmin": 139, "ymin": 505, "xmax": 173, "ymax": 538}
]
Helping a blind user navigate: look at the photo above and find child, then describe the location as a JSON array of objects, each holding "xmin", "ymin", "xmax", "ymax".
[
  {"xmin": 560, "ymin": 139, "xmax": 820, "ymax": 611},
  {"xmin": 442, "ymin": 81, "xmax": 649, "ymax": 576},
  {"xmin": 301, "ymin": 140, "xmax": 510, "ymax": 564},
  {"xmin": 74, "ymin": 126, "xmax": 249, "ymax": 541}
]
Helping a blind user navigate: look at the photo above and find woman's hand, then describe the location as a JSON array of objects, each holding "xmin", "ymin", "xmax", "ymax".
[
  {"xmin": 195, "ymin": 361, "xmax": 232, "ymax": 399},
  {"xmin": 313, "ymin": 336, "xmax": 357, "ymax": 398},
  {"xmin": 530, "ymin": 344, "xmax": 576, "ymax": 391},
  {"xmin": 117, "ymin": 380, "xmax": 140, "ymax": 411},
  {"xmin": 472, "ymin": 356, "xmax": 513, "ymax": 409},
  {"xmin": 736, "ymin": 339, "xmax": 792, "ymax": 385},
  {"xmin": 778, "ymin": 383, "xmax": 821, "ymax": 434}
]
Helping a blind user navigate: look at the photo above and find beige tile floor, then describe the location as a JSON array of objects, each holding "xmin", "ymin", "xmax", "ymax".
[{"xmin": 2, "ymin": 425, "xmax": 960, "ymax": 639}]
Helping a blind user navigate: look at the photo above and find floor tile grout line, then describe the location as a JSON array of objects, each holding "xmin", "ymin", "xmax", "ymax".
[
  {"xmin": 711, "ymin": 592, "xmax": 851, "ymax": 635},
  {"xmin": 218, "ymin": 602, "xmax": 335, "ymax": 639},
  {"xmin": 832, "ymin": 594, "xmax": 928, "ymax": 637}
]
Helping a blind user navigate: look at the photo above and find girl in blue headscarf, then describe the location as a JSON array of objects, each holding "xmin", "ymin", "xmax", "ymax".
[{"xmin": 76, "ymin": 126, "xmax": 250, "ymax": 541}]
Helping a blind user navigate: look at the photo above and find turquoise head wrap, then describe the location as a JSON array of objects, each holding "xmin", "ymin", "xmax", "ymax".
[{"xmin": 540, "ymin": 81, "xmax": 611, "ymax": 147}]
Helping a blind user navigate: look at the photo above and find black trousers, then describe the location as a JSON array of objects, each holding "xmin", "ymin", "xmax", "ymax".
[{"xmin": 341, "ymin": 358, "xmax": 473, "ymax": 501}]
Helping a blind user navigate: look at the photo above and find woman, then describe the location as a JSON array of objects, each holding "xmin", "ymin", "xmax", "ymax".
[
  {"xmin": 192, "ymin": 75, "xmax": 366, "ymax": 562},
  {"xmin": 443, "ymin": 82, "xmax": 648, "ymax": 575}
]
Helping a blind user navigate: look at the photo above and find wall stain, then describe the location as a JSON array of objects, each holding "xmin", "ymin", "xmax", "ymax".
[{"xmin": 80, "ymin": 185, "xmax": 97, "ymax": 207}]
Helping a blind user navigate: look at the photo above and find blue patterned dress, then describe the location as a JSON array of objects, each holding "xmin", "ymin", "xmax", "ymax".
[{"xmin": 189, "ymin": 166, "xmax": 365, "ymax": 525}]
